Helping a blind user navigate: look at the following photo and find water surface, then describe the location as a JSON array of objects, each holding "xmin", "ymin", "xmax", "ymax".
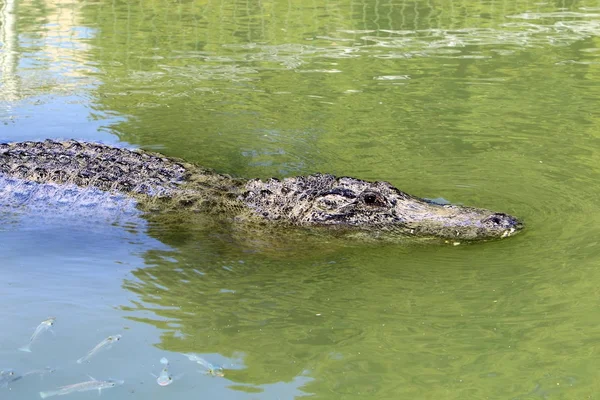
[{"xmin": 2, "ymin": 0, "xmax": 600, "ymax": 398}]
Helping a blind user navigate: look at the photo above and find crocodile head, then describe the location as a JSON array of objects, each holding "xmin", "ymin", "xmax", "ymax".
[{"xmin": 242, "ymin": 174, "xmax": 522, "ymax": 241}]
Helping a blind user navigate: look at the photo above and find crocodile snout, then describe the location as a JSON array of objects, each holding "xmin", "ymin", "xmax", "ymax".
[{"xmin": 482, "ymin": 212, "xmax": 523, "ymax": 237}]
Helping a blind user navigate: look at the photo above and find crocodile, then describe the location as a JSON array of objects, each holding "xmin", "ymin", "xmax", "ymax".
[{"xmin": 0, "ymin": 139, "xmax": 522, "ymax": 241}]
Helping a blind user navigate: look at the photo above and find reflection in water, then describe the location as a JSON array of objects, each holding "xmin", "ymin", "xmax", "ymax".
[
  {"xmin": 0, "ymin": 0, "xmax": 17, "ymax": 103},
  {"xmin": 0, "ymin": 0, "xmax": 96, "ymax": 102},
  {"xmin": 119, "ymin": 214, "xmax": 600, "ymax": 399}
]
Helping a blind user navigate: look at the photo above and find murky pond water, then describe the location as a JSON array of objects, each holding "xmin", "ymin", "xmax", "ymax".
[{"xmin": 2, "ymin": 0, "xmax": 600, "ymax": 398}]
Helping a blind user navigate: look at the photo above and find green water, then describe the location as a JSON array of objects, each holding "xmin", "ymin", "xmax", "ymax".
[{"xmin": 2, "ymin": 0, "xmax": 600, "ymax": 398}]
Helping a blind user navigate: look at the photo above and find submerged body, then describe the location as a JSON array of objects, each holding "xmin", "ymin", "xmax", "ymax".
[{"xmin": 0, "ymin": 140, "xmax": 522, "ymax": 241}]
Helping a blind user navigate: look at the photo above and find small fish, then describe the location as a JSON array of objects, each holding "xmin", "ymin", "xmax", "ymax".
[
  {"xmin": 77, "ymin": 334, "xmax": 121, "ymax": 364},
  {"xmin": 39, "ymin": 378, "xmax": 124, "ymax": 398},
  {"xmin": 183, "ymin": 353, "xmax": 225, "ymax": 377},
  {"xmin": 19, "ymin": 317, "xmax": 56, "ymax": 352},
  {"xmin": 24, "ymin": 367, "xmax": 57, "ymax": 380},
  {"xmin": 153, "ymin": 357, "xmax": 173, "ymax": 386},
  {"xmin": 0, "ymin": 369, "xmax": 22, "ymax": 388}
]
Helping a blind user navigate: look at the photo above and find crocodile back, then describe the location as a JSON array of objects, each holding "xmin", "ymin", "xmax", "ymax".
[{"xmin": 0, "ymin": 140, "xmax": 189, "ymax": 196}]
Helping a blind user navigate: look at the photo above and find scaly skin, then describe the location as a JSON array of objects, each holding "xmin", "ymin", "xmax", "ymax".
[{"xmin": 0, "ymin": 140, "xmax": 522, "ymax": 241}]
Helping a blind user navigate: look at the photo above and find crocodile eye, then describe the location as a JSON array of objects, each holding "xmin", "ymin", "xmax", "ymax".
[
  {"xmin": 361, "ymin": 191, "xmax": 386, "ymax": 207},
  {"xmin": 364, "ymin": 194, "xmax": 376, "ymax": 204}
]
